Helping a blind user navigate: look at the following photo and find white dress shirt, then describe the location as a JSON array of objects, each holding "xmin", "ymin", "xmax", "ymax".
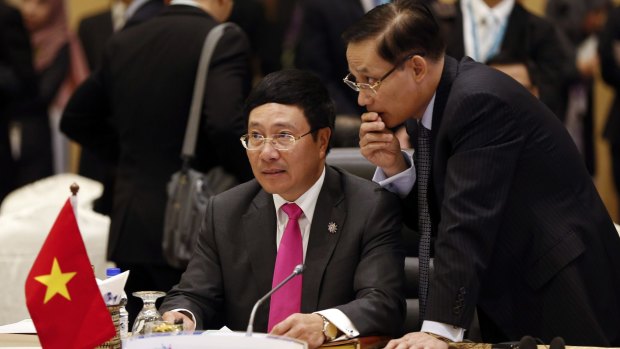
[
  {"xmin": 461, "ymin": 0, "xmax": 515, "ymax": 63},
  {"xmin": 169, "ymin": 0, "xmax": 201, "ymax": 8}
]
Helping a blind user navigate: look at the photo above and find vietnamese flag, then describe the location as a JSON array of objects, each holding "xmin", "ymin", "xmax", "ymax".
[{"xmin": 25, "ymin": 198, "xmax": 115, "ymax": 349}]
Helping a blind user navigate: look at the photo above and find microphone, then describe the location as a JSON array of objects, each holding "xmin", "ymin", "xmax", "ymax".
[
  {"xmin": 519, "ymin": 336, "xmax": 537, "ymax": 349},
  {"xmin": 550, "ymin": 337, "xmax": 565, "ymax": 349},
  {"xmin": 245, "ymin": 264, "xmax": 304, "ymax": 336}
]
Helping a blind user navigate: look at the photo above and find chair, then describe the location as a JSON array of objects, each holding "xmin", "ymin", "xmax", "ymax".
[
  {"xmin": 326, "ymin": 148, "xmax": 482, "ymax": 339},
  {"xmin": 330, "ymin": 115, "xmax": 361, "ymax": 148}
]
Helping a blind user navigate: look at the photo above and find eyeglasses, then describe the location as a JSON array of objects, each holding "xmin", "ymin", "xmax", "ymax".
[
  {"xmin": 343, "ymin": 53, "xmax": 423, "ymax": 94},
  {"xmin": 240, "ymin": 129, "xmax": 315, "ymax": 150}
]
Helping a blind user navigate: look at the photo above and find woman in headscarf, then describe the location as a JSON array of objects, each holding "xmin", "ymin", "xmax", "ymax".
[{"xmin": 13, "ymin": 0, "xmax": 88, "ymax": 185}]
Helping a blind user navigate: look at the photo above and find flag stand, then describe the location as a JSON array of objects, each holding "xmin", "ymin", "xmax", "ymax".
[{"xmin": 96, "ymin": 305, "xmax": 122, "ymax": 349}]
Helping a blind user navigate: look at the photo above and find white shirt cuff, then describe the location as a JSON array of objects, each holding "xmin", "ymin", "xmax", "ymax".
[
  {"xmin": 421, "ymin": 320, "xmax": 465, "ymax": 342},
  {"xmin": 171, "ymin": 308, "xmax": 197, "ymax": 331},
  {"xmin": 315, "ymin": 309, "xmax": 360, "ymax": 339},
  {"xmin": 372, "ymin": 150, "xmax": 416, "ymax": 198}
]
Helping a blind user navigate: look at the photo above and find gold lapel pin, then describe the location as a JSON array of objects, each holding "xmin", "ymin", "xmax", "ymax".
[{"xmin": 328, "ymin": 222, "xmax": 337, "ymax": 234}]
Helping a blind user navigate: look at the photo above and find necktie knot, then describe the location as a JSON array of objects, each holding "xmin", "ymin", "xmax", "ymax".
[{"xmin": 282, "ymin": 203, "xmax": 303, "ymax": 221}]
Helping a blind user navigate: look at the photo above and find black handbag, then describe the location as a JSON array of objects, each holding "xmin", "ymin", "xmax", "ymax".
[{"xmin": 163, "ymin": 23, "xmax": 238, "ymax": 269}]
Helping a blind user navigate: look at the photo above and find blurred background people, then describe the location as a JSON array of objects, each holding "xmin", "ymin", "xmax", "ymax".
[
  {"xmin": 0, "ymin": 0, "xmax": 36, "ymax": 204},
  {"xmin": 76, "ymin": 0, "xmax": 163, "ymax": 216},
  {"xmin": 294, "ymin": 0, "xmax": 365, "ymax": 117},
  {"xmin": 11, "ymin": 0, "xmax": 88, "ymax": 188},
  {"xmin": 60, "ymin": 0, "xmax": 254, "ymax": 327},
  {"xmin": 546, "ymin": 0, "xmax": 612, "ymax": 175},
  {"xmin": 435, "ymin": 0, "xmax": 570, "ymax": 121},
  {"xmin": 294, "ymin": 0, "xmax": 407, "ymax": 148},
  {"xmin": 74, "ymin": 0, "xmax": 125, "ymax": 215},
  {"xmin": 599, "ymin": 4, "xmax": 620, "ymax": 218},
  {"xmin": 487, "ymin": 54, "xmax": 540, "ymax": 98},
  {"xmin": 122, "ymin": 0, "xmax": 164, "ymax": 28},
  {"xmin": 77, "ymin": 1, "xmax": 126, "ymax": 71},
  {"xmin": 228, "ymin": 0, "xmax": 280, "ymax": 82}
]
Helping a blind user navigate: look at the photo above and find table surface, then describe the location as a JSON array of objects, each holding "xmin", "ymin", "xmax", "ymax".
[{"xmin": 0, "ymin": 334, "xmax": 615, "ymax": 349}]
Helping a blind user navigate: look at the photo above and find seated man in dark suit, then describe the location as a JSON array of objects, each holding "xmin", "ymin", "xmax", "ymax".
[{"xmin": 159, "ymin": 69, "xmax": 406, "ymax": 349}]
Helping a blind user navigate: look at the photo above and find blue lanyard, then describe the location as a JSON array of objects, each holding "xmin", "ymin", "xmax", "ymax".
[{"xmin": 467, "ymin": 0, "xmax": 508, "ymax": 62}]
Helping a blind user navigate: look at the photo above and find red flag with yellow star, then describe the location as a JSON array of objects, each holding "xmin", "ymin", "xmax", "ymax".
[{"xmin": 25, "ymin": 198, "xmax": 115, "ymax": 349}]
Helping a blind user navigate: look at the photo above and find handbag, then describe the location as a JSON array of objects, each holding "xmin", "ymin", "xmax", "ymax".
[{"xmin": 163, "ymin": 23, "xmax": 238, "ymax": 269}]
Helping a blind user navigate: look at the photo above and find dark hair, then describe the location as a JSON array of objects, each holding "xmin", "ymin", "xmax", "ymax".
[
  {"xmin": 342, "ymin": 0, "xmax": 445, "ymax": 64},
  {"xmin": 243, "ymin": 69, "xmax": 336, "ymax": 140}
]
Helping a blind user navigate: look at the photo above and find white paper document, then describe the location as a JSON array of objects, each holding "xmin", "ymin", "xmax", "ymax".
[{"xmin": 0, "ymin": 319, "xmax": 36, "ymax": 334}]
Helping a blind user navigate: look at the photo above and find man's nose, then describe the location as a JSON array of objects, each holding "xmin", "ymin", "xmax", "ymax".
[
  {"xmin": 357, "ymin": 89, "xmax": 373, "ymax": 107},
  {"xmin": 259, "ymin": 141, "xmax": 280, "ymax": 161}
]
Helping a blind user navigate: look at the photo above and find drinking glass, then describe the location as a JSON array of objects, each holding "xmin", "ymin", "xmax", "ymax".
[{"xmin": 131, "ymin": 291, "xmax": 166, "ymax": 336}]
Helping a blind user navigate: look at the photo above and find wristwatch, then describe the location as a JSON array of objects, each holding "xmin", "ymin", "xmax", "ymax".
[{"xmin": 320, "ymin": 315, "xmax": 338, "ymax": 342}]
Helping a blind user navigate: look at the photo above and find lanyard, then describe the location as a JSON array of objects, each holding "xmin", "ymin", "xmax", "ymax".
[{"xmin": 467, "ymin": 0, "xmax": 508, "ymax": 62}]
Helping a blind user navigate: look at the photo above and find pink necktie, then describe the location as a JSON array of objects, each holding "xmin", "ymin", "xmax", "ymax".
[{"xmin": 268, "ymin": 203, "xmax": 303, "ymax": 331}]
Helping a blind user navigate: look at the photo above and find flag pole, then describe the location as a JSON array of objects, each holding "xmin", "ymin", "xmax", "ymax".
[
  {"xmin": 69, "ymin": 183, "xmax": 79, "ymax": 221},
  {"xmin": 70, "ymin": 182, "xmax": 79, "ymax": 196}
]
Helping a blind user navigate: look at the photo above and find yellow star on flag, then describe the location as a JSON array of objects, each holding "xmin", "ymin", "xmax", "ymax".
[{"xmin": 34, "ymin": 258, "xmax": 77, "ymax": 304}]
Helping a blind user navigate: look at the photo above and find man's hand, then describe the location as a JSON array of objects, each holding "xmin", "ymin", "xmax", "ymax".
[
  {"xmin": 359, "ymin": 112, "xmax": 407, "ymax": 177},
  {"xmin": 270, "ymin": 313, "xmax": 325, "ymax": 349},
  {"xmin": 162, "ymin": 310, "xmax": 195, "ymax": 331},
  {"xmin": 384, "ymin": 331, "xmax": 450, "ymax": 349}
]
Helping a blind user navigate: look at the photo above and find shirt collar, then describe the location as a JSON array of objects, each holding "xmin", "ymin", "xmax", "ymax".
[
  {"xmin": 124, "ymin": 0, "xmax": 151, "ymax": 21},
  {"xmin": 469, "ymin": 0, "xmax": 515, "ymax": 26},
  {"xmin": 169, "ymin": 0, "xmax": 202, "ymax": 8},
  {"xmin": 273, "ymin": 166, "xmax": 326, "ymax": 223},
  {"xmin": 420, "ymin": 93, "xmax": 436, "ymax": 130}
]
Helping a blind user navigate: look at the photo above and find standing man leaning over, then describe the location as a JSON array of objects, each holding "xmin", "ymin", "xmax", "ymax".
[
  {"xmin": 343, "ymin": 0, "xmax": 620, "ymax": 347},
  {"xmin": 61, "ymin": 0, "xmax": 253, "ymax": 327},
  {"xmin": 159, "ymin": 69, "xmax": 405, "ymax": 349}
]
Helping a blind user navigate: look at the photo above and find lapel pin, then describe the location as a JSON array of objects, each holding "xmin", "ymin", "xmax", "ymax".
[{"xmin": 328, "ymin": 222, "xmax": 337, "ymax": 234}]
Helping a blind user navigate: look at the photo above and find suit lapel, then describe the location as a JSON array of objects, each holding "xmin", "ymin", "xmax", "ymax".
[
  {"xmin": 243, "ymin": 190, "xmax": 278, "ymax": 299},
  {"xmin": 301, "ymin": 167, "xmax": 346, "ymax": 312},
  {"xmin": 431, "ymin": 56, "xmax": 459, "ymax": 140},
  {"xmin": 428, "ymin": 56, "xmax": 459, "ymax": 230}
]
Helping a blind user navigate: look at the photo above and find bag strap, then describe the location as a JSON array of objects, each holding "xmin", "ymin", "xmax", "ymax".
[{"xmin": 181, "ymin": 22, "xmax": 234, "ymax": 167}]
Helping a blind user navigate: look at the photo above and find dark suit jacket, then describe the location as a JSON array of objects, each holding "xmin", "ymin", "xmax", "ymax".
[
  {"xmin": 78, "ymin": 10, "xmax": 113, "ymax": 70},
  {"xmin": 77, "ymin": 2, "xmax": 163, "ymax": 215},
  {"xmin": 438, "ymin": 2, "xmax": 571, "ymax": 121},
  {"xmin": 124, "ymin": 0, "xmax": 164, "ymax": 29},
  {"xmin": 409, "ymin": 56, "xmax": 620, "ymax": 345},
  {"xmin": 160, "ymin": 166, "xmax": 406, "ymax": 335},
  {"xmin": 61, "ymin": 5, "xmax": 253, "ymax": 266},
  {"xmin": 78, "ymin": 1, "xmax": 164, "ymax": 70},
  {"xmin": 295, "ymin": 0, "xmax": 365, "ymax": 115}
]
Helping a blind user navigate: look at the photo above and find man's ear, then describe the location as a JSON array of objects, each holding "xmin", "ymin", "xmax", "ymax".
[
  {"xmin": 318, "ymin": 128, "xmax": 332, "ymax": 157},
  {"xmin": 410, "ymin": 55, "xmax": 428, "ymax": 82}
]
